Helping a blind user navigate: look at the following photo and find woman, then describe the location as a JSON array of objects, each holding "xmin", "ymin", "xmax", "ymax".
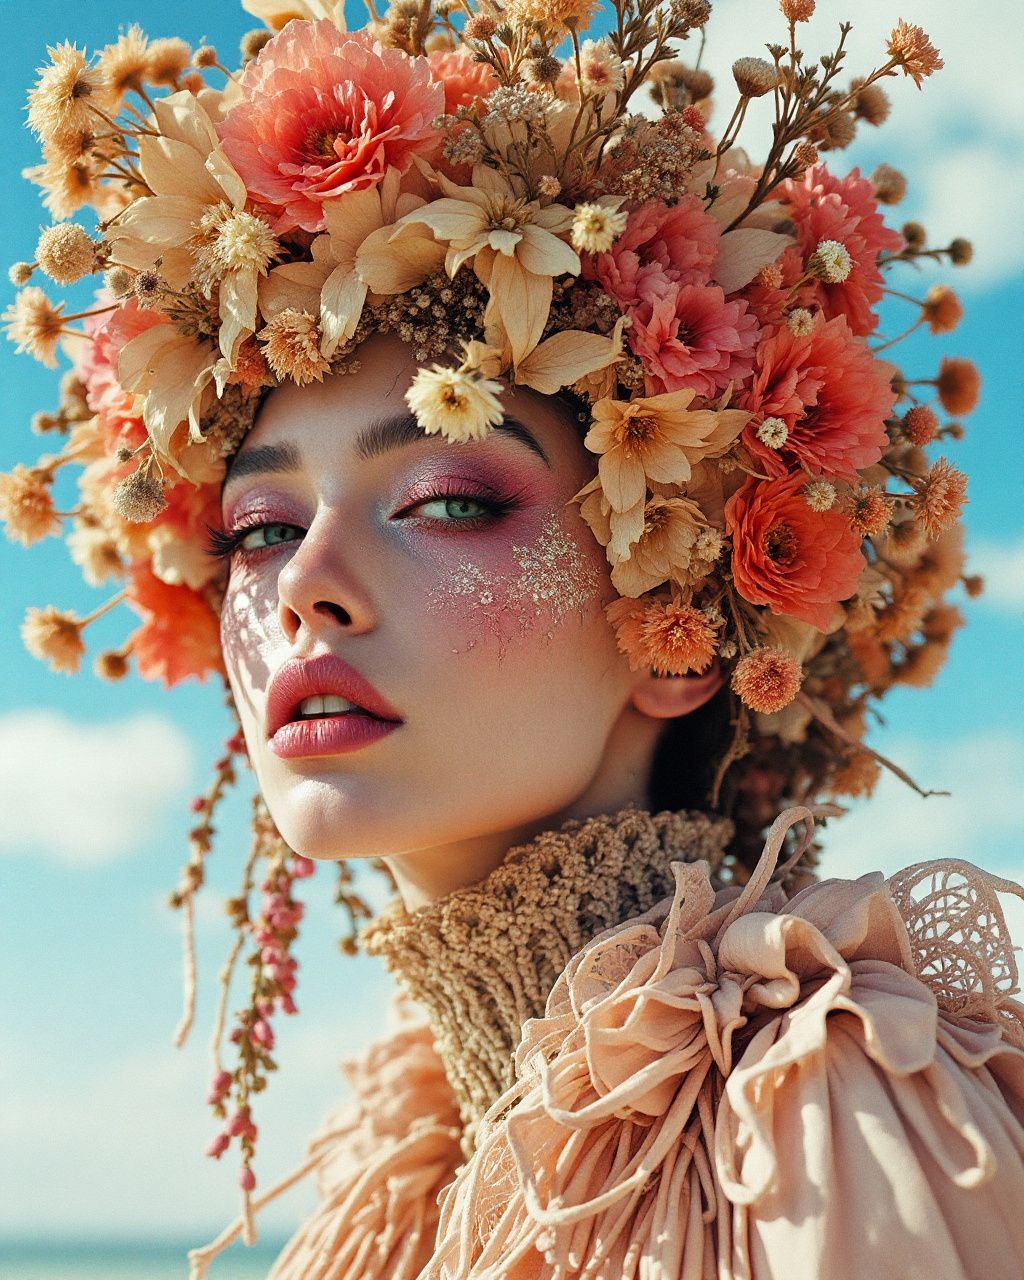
[{"xmin": 3, "ymin": 1, "xmax": 1022, "ymax": 1276}]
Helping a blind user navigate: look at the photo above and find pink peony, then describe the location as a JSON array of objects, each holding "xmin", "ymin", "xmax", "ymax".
[
  {"xmin": 583, "ymin": 194, "xmax": 720, "ymax": 311},
  {"xmin": 740, "ymin": 314, "xmax": 895, "ymax": 480},
  {"xmin": 628, "ymin": 281, "xmax": 760, "ymax": 400},
  {"xmin": 427, "ymin": 48, "xmax": 498, "ymax": 114},
  {"xmin": 75, "ymin": 298, "xmax": 164, "ymax": 453},
  {"xmin": 217, "ymin": 21, "xmax": 444, "ymax": 234},
  {"xmin": 782, "ymin": 165, "xmax": 904, "ymax": 336}
]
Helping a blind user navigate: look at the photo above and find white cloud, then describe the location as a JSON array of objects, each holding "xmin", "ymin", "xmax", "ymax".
[
  {"xmin": 0, "ymin": 709, "xmax": 194, "ymax": 864},
  {"xmin": 964, "ymin": 536, "xmax": 1024, "ymax": 613},
  {"xmin": 817, "ymin": 729, "xmax": 1024, "ymax": 944},
  {"xmin": 669, "ymin": 0, "xmax": 1023, "ymax": 286}
]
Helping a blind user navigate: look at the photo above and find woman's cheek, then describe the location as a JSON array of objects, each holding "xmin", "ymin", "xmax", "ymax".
[{"xmin": 425, "ymin": 507, "xmax": 607, "ymax": 659}]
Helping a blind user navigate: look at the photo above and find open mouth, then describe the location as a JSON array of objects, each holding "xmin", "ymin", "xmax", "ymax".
[{"xmin": 292, "ymin": 695, "xmax": 386, "ymax": 722}]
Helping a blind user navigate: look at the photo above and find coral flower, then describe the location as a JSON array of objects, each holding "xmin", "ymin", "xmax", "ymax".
[
  {"xmin": 606, "ymin": 595, "xmax": 720, "ymax": 675},
  {"xmin": 125, "ymin": 564, "xmax": 223, "ymax": 687},
  {"xmin": 217, "ymin": 22, "xmax": 443, "ymax": 234},
  {"xmin": 427, "ymin": 49, "xmax": 498, "ymax": 113},
  {"xmin": 583, "ymin": 194, "xmax": 720, "ymax": 310},
  {"xmin": 74, "ymin": 298, "xmax": 162, "ymax": 453},
  {"xmin": 581, "ymin": 388, "xmax": 749, "ymax": 522},
  {"xmin": 740, "ymin": 314, "xmax": 895, "ymax": 480},
  {"xmin": 783, "ymin": 165, "xmax": 903, "ymax": 335},
  {"xmin": 725, "ymin": 471, "xmax": 866, "ymax": 630},
  {"xmin": 628, "ymin": 281, "xmax": 760, "ymax": 400}
]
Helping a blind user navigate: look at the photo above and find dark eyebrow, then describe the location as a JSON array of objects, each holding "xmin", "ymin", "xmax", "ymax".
[{"xmin": 221, "ymin": 411, "xmax": 551, "ymax": 495}]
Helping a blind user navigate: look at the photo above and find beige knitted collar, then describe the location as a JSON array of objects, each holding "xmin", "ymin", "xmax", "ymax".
[{"xmin": 357, "ymin": 805, "xmax": 734, "ymax": 1158}]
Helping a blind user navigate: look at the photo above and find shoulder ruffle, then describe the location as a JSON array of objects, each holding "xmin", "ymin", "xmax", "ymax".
[{"xmin": 424, "ymin": 806, "xmax": 1024, "ymax": 1280}]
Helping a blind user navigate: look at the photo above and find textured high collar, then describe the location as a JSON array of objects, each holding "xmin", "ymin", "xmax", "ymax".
[{"xmin": 357, "ymin": 805, "xmax": 734, "ymax": 1157}]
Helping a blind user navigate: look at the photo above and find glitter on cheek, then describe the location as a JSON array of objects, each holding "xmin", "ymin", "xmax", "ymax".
[{"xmin": 426, "ymin": 511, "xmax": 605, "ymax": 660}]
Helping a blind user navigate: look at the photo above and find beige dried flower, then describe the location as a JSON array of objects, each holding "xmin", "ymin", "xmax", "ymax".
[
  {"xmin": 872, "ymin": 163, "xmax": 906, "ymax": 205},
  {"xmin": 104, "ymin": 265, "xmax": 134, "ymax": 297},
  {"xmin": 571, "ymin": 200, "xmax": 628, "ymax": 253},
  {"xmin": 851, "ymin": 78, "xmax": 890, "ymax": 126},
  {"xmin": 112, "ymin": 468, "xmax": 169, "ymax": 523},
  {"xmin": 780, "ymin": 0, "xmax": 815, "ymax": 21},
  {"xmin": 21, "ymin": 603, "xmax": 87, "ymax": 674},
  {"xmin": 0, "ymin": 463, "xmax": 62, "ymax": 545},
  {"xmin": 98, "ymin": 24, "xmax": 150, "ymax": 101},
  {"xmin": 948, "ymin": 237, "xmax": 973, "ymax": 266},
  {"xmin": 193, "ymin": 45, "xmax": 218, "ymax": 69},
  {"xmin": 26, "ymin": 41, "xmax": 110, "ymax": 147},
  {"xmin": 502, "ymin": 0, "xmax": 598, "ymax": 34},
  {"xmin": 145, "ymin": 37, "xmax": 191, "ymax": 85},
  {"xmin": 2, "ymin": 286, "xmax": 65, "ymax": 368},
  {"xmin": 732, "ymin": 57, "xmax": 777, "ymax": 98},
  {"xmin": 887, "ymin": 21, "xmax": 944, "ymax": 88},
  {"xmin": 9, "ymin": 262, "xmax": 34, "ymax": 286},
  {"xmin": 902, "ymin": 221, "xmax": 926, "ymax": 249},
  {"xmin": 405, "ymin": 363, "xmax": 505, "ymax": 443},
  {"xmin": 258, "ymin": 309, "xmax": 331, "ymax": 385},
  {"xmin": 240, "ymin": 29, "xmax": 273, "ymax": 63},
  {"xmin": 35, "ymin": 223, "xmax": 98, "ymax": 285},
  {"xmin": 808, "ymin": 239, "xmax": 852, "ymax": 283},
  {"xmin": 95, "ymin": 649, "xmax": 131, "ymax": 680},
  {"xmin": 793, "ymin": 141, "xmax": 818, "ymax": 170},
  {"xmin": 68, "ymin": 522, "xmax": 125, "ymax": 586}
]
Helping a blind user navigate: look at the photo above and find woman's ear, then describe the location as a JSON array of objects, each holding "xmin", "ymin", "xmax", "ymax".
[{"xmin": 630, "ymin": 660, "xmax": 725, "ymax": 720}]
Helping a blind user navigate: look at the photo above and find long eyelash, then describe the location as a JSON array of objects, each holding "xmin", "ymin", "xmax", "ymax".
[{"xmin": 203, "ymin": 486, "xmax": 527, "ymax": 562}]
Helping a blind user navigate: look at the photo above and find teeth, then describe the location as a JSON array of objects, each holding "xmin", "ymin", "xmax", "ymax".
[{"xmin": 297, "ymin": 694, "xmax": 366, "ymax": 718}]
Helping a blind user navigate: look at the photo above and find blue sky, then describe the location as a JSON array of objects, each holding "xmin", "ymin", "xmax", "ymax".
[{"xmin": 1, "ymin": 0, "xmax": 1022, "ymax": 1248}]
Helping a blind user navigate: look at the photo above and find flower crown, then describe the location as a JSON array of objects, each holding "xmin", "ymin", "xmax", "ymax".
[{"xmin": 2, "ymin": 0, "xmax": 984, "ymax": 1227}]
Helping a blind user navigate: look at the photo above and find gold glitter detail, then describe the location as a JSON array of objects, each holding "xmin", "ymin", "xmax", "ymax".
[{"xmin": 427, "ymin": 511, "xmax": 602, "ymax": 660}]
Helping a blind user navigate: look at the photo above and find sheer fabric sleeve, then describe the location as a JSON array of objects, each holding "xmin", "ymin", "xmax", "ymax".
[{"xmin": 424, "ymin": 807, "xmax": 1024, "ymax": 1280}]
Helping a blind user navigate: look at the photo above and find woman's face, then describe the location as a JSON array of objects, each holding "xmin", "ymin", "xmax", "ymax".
[{"xmin": 218, "ymin": 331, "xmax": 646, "ymax": 867}]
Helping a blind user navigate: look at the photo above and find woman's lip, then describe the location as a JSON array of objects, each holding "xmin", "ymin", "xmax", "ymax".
[{"xmin": 269, "ymin": 713, "xmax": 402, "ymax": 759}]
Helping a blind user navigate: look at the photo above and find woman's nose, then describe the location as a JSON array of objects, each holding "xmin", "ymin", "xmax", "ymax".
[{"xmin": 274, "ymin": 511, "xmax": 377, "ymax": 644}]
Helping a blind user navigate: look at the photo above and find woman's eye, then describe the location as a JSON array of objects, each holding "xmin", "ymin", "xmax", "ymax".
[
  {"xmin": 411, "ymin": 495, "xmax": 491, "ymax": 521},
  {"xmin": 238, "ymin": 522, "xmax": 302, "ymax": 552}
]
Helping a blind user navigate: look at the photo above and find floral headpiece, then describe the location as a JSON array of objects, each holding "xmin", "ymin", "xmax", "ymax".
[{"xmin": 2, "ymin": 0, "xmax": 981, "ymax": 1226}]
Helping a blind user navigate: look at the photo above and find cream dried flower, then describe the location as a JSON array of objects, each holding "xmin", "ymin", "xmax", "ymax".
[
  {"xmin": 21, "ymin": 604, "xmax": 86, "ymax": 674},
  {"xmin": 808, "ymin": 239, "xmax": 852, "ymax": 283},
  {"xmin": 0, "ymin": 463, "xmax": 61, "ymax": 545},
  {"xmin": 571, "ymin": 200, "xmax": 628, "ymax": 253},
  {"xmin": 732, "ymin": 57, "xmax": 777, "ymax": 98},
  {"xmin": 112, "ymin": 469, "xmax": 169, "ymax": 523},
  {"xmin": 787, "ymin": 307, "xmax": 814, "ymax": 336},
  {"xmin": 145, "ymin": 37, "xmax": 192, "ymax": 86},
  {"xmin": 35, "ymin": 223, "xmax": 98, "ymax": 285},
  {"xmin": 405, "ymin": 363, "xmax": 505, "ymax": 443},
  {"xmin": 756, "ymin": 416, "xmax": 789, "ymax": 448},
  {"xmin": 258, "ymin": 309, "xmax": 331, "ymax": 385},
  {"xmin": 26, "ymin": 41, "xmax": 110, "ymax": 147},
  {"xmin": 2, "ymin": 287, "xmax": 65, "ymax": 368},
  {"xmin": 97, "ymin": 24, "xmax": 150, "ymax": 102},
  {"xmin": 804, "ymin": 480, "xmax": 837, "ymax": 512}
]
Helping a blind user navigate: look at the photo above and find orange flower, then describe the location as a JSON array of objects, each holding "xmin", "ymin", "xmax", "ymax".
[
  {"xmin": 427, "ymin": 49, "xmax": 498, "ymax": 113},
  {"xmin": 731, "ymin": 646, "xmax": 804, "ymax": 713},
  {"xmin": 922, "ymin": 285, "xmax": 962, "ymax": 334},
  {"xmin": 936, "ymin": 357, "xmax": 981, "ymax": 416},
  {"xmin": 606, "ymin": 595, "xmax": 720, "ymax": 675},
  {"xmin": 125, "ymin": 564, "xmax": 223, "ymax": 687},
  {"xmin": 725, "ymin": 471, "xmax": 865, "ymax": 630},
  {"xmin": 886, "ymin": 20, "xmax": 943, "ymax": 88},
  {"xmin": 583, "ymin": 388, "xmax": 748, "ymax": 514}
]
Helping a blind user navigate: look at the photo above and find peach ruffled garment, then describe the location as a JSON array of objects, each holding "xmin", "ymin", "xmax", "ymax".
[
  {"xmin": 192, "ymin": 805, "xmax": 1024, "ymax": 1279},
  {"xmin": 424, "ymin": 805, "xmax": 1024, "ymax": 1279}
]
